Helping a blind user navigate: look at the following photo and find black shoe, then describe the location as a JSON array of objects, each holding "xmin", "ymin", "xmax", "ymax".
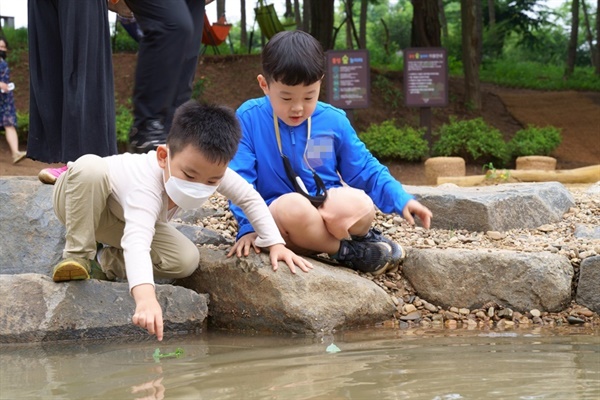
[
  {"xmin": 129, "ymin": 120, "xmax": 166, "ymax": 154},
  {"xmin": 352, "ymin": 228, "xmax": 405, "ymax": 263},
  {"xmin": 334, "ymin": 239, "xmax": 394, "ymax": 276}
]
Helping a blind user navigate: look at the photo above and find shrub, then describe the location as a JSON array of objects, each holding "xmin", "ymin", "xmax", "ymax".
[
  {"xmin": 16, "ymin": 112, "xmax": 29, "ymax": 139},
  {"xmin": 508, "ymin": 125, "xmax": 562, "ymax": 158},
  {"xmin": 359, "ymin": 120, "xmax": 429, "ymax": 161},
  {"xmin": 432, "ymin": 117, "xmax": 510, "ymax": 166},
  {"xmin": 115, "ymin": 104, "xmax": 133, "ymax": 146}
]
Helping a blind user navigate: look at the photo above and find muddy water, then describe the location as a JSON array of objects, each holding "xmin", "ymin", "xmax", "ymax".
[{"xmin": 1, "ymin": 327, "xmax": 599, "ymax": 399}]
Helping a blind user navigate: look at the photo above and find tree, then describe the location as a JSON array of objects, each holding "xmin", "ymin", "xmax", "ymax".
[
  {"xmin": 284, "ymin": 0, "xmax": 294, "ymax": 19},
  {"xmin": 217, "ymin": 0, "xmax": 225, "ymax": 20},
  {"xmin": 581, "ymin": 0, "xmax": 597, "ymax": 68},
  {"xmin": 597, "ymin": 0, "xmax": 600, "ymax": 75},
  {"xmin": 410, "ymin": 0, "xmax": 442, "ymax": 47},
  {"xmin": 461, "ymin": 0, "xmax": 481, "ymax": 110},
  {"xmin": 439, "ymin": 0, "xmax": 448, "ymax": 39},
  {"xmin": 309, "ymin": 0, "xmax": 335, "ymax": 50},
  {"xmin": 294, "ymin": 0, "xmax": 303, "ymax": 31},
  {"xmin": 565, "ymin": 0, "xmax": 580, "ymax": 78},
  {"xmin": 303, "ymin": 0, "xmax": 312, "ymax": 33},
  {"xmin": 359, "ymin": 0, "xmax": 368, "ymax": 48},
  {"xmin": 240, "ymin": 0, "xmax": 248, "ymax": 52}
]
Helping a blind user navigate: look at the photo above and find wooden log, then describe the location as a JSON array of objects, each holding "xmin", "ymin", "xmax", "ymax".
[{"xmin": 437, "ymin": 165, "xmax": 600, "ymax": 186}]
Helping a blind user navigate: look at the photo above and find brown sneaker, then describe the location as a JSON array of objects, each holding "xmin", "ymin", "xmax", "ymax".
[{"xmin": 52, "ymin": 257, "xmax": 107, "ymax": 282}]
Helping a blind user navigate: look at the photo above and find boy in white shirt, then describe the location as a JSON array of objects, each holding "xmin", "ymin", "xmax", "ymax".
[{"xmin": 51, "ymin": 100, "xmax": 313, "ymax": 341}]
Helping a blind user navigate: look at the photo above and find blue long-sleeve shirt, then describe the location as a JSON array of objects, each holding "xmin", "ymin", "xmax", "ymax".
[{"xmin": 229, "ymin": 96, "xmax": 414, "ymax": 239}]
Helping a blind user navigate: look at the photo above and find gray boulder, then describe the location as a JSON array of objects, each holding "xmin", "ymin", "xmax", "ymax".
[
  {"xmin": 0, "ymin": 274, "xmax": 208, "ymax": 343},
  {"xmin": 0, "ymin": 177, "xmax": 65, "ymax": 275},
  {"xmin": 576, "ymin": 256, "xmax": 600, "ymax": 313},
  {"xmin": 177, "ymin": 247, "xmax": 396, "ymax": 334},
  {"xmin": 405, "ymin": 182, "xmax": 574, "ymax": 231},
  {"xmin": 403, "ymin": 248, "xmax": 573, "ymax": 312}
]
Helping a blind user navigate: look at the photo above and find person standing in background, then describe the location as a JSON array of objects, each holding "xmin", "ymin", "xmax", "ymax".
[
  {"xmin": 123, "ymin": 0, "xmax": 208, "ymax": 153},
  {"xmin": 28, "ymin": 0, "xmax": 118, "ymax": 184},
  {"xmin": 0, "ymin": 37, "xmax": 26, "ymax": 164}
]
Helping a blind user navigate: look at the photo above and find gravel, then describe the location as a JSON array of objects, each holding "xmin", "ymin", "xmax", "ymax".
[{"xmin": 190, "ymin": 184, "xmax": 600, "ymax": 331}]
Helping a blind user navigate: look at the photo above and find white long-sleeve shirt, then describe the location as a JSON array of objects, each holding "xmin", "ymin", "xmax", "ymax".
[{"xmin": 104, "ymin": 151, "xmax": 284, "ymax": 291}]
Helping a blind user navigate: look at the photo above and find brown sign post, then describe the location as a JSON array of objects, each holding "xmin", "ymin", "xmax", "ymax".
[
  {"xmin": 403, "ymin": 48, "xmax": 448, "ymax": 146},
  {"xmin": 326, "ymin": 49, "xmax": 370, "ymax": 125}
]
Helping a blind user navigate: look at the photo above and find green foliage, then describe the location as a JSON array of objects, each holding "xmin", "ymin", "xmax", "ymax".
[
  {"xmin": 508, "ymin": 125, "xmax": 562, "ymax": 157},
  {"xmin": 1, "ymin": 27, "xmax": 28, "ymax": 65},
  {"xmin": 115, "ymin": 103, "xmax": 133, "ymax": 145},
  {"xmin": 359, "ymin": 120, "xmax": 429, "ymax": 161},
  {"xmin": 432, "ymin": 117, "xmax": 509, "ymax": 166},
  {"xmin": 373, "ymin": 75, "xmax": 403, "ymax": 109},
  {"xmin": 191, "ymin": 75, "xmax": 210, "ymax": 100},
  {"xmin": 112, "ymin": 22, "xmax": 139, "ymax": 53},
  {"xmin": 480, "ymin": 59, "xmax": 600, "ymax": 91},
  {"xmin": 16, "ymin": 112, "xmax": 29, "ymax": 139}
]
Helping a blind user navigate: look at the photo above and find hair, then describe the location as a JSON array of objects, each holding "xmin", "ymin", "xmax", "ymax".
[
  {"xmin": 167, "ymin": 100, "xmax": 241, "ymax": 165},
  {"xmin": 261, "ymin": 30, "xmax": 325, "ymax": 86}
]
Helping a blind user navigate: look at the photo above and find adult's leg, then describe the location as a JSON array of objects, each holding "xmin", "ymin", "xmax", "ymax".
[
  {"xmin": 27, "ymin": 0, "xmax": 63, "ymax": 163},
  {"xmin": 58, "ymin": 0, "xmax": 117, "ymax": 161},
  {"xmin": 27, "ymin": 0, "xmax": 116, "ymax": 163},
  {"xmin": 124, "ymin": 0, "xmax": 195, "ymax": 150},
  {"xmin": 164, "ymin": 0, "xmax": 206, "ymax": 133}
]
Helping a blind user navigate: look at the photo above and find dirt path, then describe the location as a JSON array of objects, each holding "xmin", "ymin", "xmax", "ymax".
[{"xmin": 486, "ymin": 87, "xmax": 600, "ymax": 169}]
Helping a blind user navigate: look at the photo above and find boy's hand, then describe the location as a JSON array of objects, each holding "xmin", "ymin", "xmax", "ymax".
[
  {"xmin": 228, "ymin": 232, "xmax": 260, "ymax": 258},
  {"xmin": 131, "ymin": 284, "xmax": 164, "ymax": 341},
  {"xmin": 403, "ymin": 199, "xmax": 433, "ymax": 229},
  {"xmin": 267, "ymin": 243, "xmax": 313, "ymax": 274}
]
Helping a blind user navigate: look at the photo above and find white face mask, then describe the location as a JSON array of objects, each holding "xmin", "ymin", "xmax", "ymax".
[{"xmin": 163, "ymin": 150, "xmax": 218, "ymax": 210}]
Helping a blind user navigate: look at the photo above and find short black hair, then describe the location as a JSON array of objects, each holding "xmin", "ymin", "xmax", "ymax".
[
  {"xmin": 262, "ymin": 31, "xmax": 325, "ymax": 86},
  {"xmin": 167, "ymin": 100, "xmax": 241, "ymax": 165}
]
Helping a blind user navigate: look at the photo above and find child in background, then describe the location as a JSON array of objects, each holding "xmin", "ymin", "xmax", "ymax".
[
  {"xmin": 229, "ymin": 31, "xmax": 432, "ymax": 276},
  {"xmin": 0, "ymin": 37, "xmax": 26, "ymax": 164},
  {"xmin": 51, "ymin": 100, "xmax": 312, "ymax": 341}
]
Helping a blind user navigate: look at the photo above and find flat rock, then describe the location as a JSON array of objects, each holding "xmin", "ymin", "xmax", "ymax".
[{"xmin": 177, "ymin": 247, "xmax": 396, "ymax": 334}]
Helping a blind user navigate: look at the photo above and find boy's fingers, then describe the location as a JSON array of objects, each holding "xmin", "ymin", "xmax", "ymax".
[{"xmin": 156, "ymin": 318, "xmax": 164, "ymax": 341}]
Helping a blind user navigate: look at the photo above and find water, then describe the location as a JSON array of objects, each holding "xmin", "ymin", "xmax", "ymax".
[{"xmin": 1, "ymin": 327, "xmax": 599, "ymax": 400}]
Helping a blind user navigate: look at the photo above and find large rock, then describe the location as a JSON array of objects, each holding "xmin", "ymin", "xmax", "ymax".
[
  {"xmin": 403, "ymin": 248, "xmax": 573, "ymax": 312},
  {"xmin": 576, "ymin": 256, "xmax": 600, "ymax": 313},
  {"xmin": 177, "ymin": 247, "xmax": 396, "ymax": 334},
  {"xmin": 0, "ymin": 274, "xmax": 208, "ymax": 343},
  {"xmin": 405, "ymin": 182, "xmax": 574, "ymax": 231},
  {"xmin": 0, "ymin": 177, "xmax": 65, "ymax": 275}
]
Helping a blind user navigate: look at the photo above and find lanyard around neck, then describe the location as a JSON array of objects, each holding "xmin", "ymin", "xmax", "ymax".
[{"xmin": 273, "ymin": 114, "xmax": 313, "ymax": 170}]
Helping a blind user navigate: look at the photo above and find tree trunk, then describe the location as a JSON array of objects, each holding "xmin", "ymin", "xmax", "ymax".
[
  {"xmin": 487, "ymin": 0, "xmax": 495, "ymax": 27},
  {"xmin": 439, "ymin": 0, "xmax": 448, "ymax": 39},
  {"xmin": 310, "ymin": 0, "xmax": 334, "ymax": 50},
  {"xmin": 294, "ymin": 0, "xmax": 303, "ymax": 31},
  {"xmin": 597, "ymin": 0, "xmax": 600, "ymax": 75},
  {"xmin": 359, "ymin": 0, "xmax": 368, "ymax": 48},
  {"xmin": 285, "ymin": 0, "xmax": 294, "ymax": 19},
  {"xmin": 346, "ymin": 0, "xmax": 354, "ymax": 48},
  {"xmin": 410, "ymin": 0, "xmax": 441, "ymax": 47},
  {"xmin": 240, "ymin": 0, "xmax": 248, "ymax": 51},
  {"xmin": 461, "ymin": 0, "xmax": 482, "ymax": 110},
  {"xmin": 565, "ymin": 0, "xmax": 580, "ymax": 78},
  {"xmin": 303, "ymin": 0, "xmax": 312, "ymax": 33},
  {"xmin": 217, "ymin": 0, "xmax": 225, "ymax": 19},
  {"xmin": 581, "ymin": 0, "xmax": 597, "ymax": 68},
  {"xmin": 476, "ymin": 0, "xmax": 483, "ymax": 66}
]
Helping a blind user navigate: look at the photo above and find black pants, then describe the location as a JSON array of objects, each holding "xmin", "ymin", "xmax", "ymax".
[
  {"xmin": 27, "ymin": 0, "xmax": 117, "ymax": 163},
  {"xmin": 124, "ymin": 0, "xmax": 205, "ymax": 133}
]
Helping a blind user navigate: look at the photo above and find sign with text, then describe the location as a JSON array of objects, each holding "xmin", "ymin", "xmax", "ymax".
[
  {"xmin": 403, "ymin": 48, "xmax": 448, "ymax": 107},
  {"xmin": 326, "ymin": 49, "xmax": 370, "ymax": 109}
]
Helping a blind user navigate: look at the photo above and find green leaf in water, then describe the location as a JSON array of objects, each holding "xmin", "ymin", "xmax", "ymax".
[{"xmin": 152, "ymin": 347, "xmax": 184, "ymax": 362}]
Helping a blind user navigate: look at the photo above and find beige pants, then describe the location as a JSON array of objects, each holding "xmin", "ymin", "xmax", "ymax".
[{"xmin": 53, "ymin": 154, "xmax": 199, "ymax": 281}]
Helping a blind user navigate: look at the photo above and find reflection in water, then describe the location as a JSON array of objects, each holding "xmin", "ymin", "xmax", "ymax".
[{"xmin": 0, "ymin": 327, "xmax": 599, "ymax": 399}]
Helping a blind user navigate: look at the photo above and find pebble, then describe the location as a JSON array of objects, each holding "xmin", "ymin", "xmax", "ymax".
[{"xmin": 198, "ymin": 188, "xmax": 600, "ymax": 331}]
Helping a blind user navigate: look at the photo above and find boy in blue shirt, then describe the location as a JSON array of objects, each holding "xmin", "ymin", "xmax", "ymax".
[{"xmin": 228, "ymin": 31, "xmax": 432, "ymax": 276}]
